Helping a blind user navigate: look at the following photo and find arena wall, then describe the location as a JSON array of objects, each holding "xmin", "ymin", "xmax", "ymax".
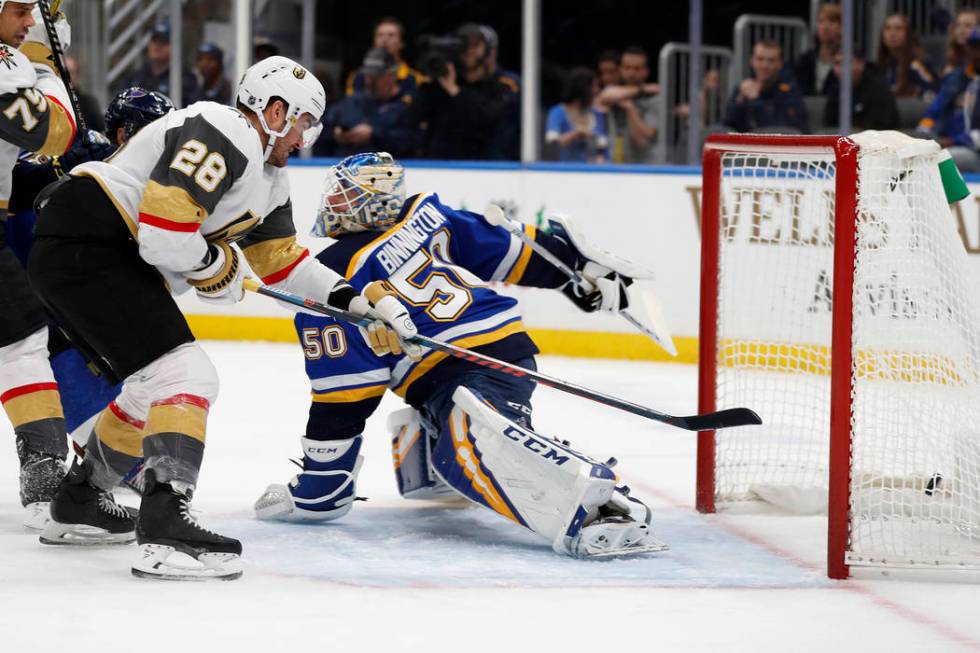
[{"xmin": 181, "ymin": 160, "xmax": 980, "ymax": 364}]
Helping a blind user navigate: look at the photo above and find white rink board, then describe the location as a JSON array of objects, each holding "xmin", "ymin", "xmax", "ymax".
[{"xmin": 177, "ymin": 163, "xmax": 980, "ymax": 341}]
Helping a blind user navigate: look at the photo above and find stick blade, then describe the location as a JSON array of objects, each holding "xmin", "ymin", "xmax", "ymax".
[{"xmin": 677, "ymin": 407, "xmax": 762, "ymax": 431}]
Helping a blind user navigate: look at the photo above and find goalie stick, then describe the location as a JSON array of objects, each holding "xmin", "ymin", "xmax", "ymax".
[
  {"xmin": 483, "ymin": 205, "xmax": 678, "ymax": 356},
  {"xmin": 36, "ymin": 0, "xmax": 88, "ymax": 136},
  {"xmin": 243, "ymin": 279, "xmax": 761, "ymax": 431}
]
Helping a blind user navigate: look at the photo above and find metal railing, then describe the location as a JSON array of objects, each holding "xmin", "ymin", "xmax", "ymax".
[
  {"xmin": 657, "ymin": 43, "xmax": 733, "ymax": 164},
  {"xmin": 733, "ymin": 15, "xmax": 809, "ymax": 86},
  {"xmin": 105, "ymin": 0, "xmax": 166, "ymax": 99}
]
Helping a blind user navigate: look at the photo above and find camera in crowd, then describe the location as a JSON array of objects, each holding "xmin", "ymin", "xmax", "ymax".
[{"xmin": 415, "ymin": 33, "xmax": 465, "ymax": 79}]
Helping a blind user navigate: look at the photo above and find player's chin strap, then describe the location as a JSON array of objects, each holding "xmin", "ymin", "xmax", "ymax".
[{"xmin": 255, "ymin": 110, "xmax": 293, "ymax": 161}]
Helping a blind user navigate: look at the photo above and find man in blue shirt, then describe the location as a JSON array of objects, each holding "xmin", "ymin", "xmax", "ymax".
[
  {"xmin": 322, "ymin": 48, "xmax": 420, "ymax": 158},
  {"xmin": 725, "ymin": 40, "xmax": 808, "ymax": 133}
]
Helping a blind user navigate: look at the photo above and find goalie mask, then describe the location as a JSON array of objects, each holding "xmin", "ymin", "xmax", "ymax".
[
  {"xmin": 312, "ymin": 152, "xmax": 406, "ymax": 238},
  {"xmin": 237, "ymin": 55, "xmax": 326, "ymax": 160}
]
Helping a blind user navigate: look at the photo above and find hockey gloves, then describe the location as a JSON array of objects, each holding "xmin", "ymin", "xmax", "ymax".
[
  {"xmin": 349, "ymin": 280, "xmax": 423, "ymax": 361},
  {"xmin": 562, "ymin": 261, "xmax": 633, "ymax": 313},
  {"xmin": 186, "ymin": 241, "xmax": 246, "ymax": 305}
]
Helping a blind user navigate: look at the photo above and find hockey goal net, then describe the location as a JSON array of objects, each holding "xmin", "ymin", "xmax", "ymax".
[{"xmin": 697, "ymin": 132, "xmax": 980, "ymax": 578}]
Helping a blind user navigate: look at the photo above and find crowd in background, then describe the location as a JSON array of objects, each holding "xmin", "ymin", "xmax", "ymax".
[
  {"xmin": 73, "ymin": 5, "xmax": 980, "ymax": 170},
  {"xmin": 716, "ymin": 3, "xmax": 980, "ymax": 171}
]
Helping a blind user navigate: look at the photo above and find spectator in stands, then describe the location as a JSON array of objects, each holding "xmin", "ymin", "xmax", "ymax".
[
  {"xmin": 406, "ymin": 23, "xmax": 510, "ymax": 159},
  {"xmin": 596, "ymin": 49, "xmax": 621, "ymax": 90},
  {"xmin": 594, "ymin": 46, "xmax": 659, "ymax": 163},
  {"xmin": 254, "ymin": 38, "xmax": 280, "ymax": 62},
  {"xmin": 195, "ymin": 43, "xmax": 232, "ymax": 105},
  {"xmin": 545, "ymin": 67, "xmax": 607, "ymax": 163},
  {"xmin": 65, "ymin": 56, "xmax": 105, "ymax": 133},
  {"xmin": 480, "ymin": 24, "xmax": 521, "ymax": 160},
  {"xmin": 877, "ymin": 14, "xmax": 938, "ymax": 99},
  {"xmin": 795, "ymin": 3, "xmax": 842, "ymax": 96},
  {"xmin": 943, "ymin": 8, "xmax": 979, "ymax": 76},
  {"xmin": 321, "ymin": 47, "xmax": 420, "ymax": 159},
  {"xmin": 823, "ymin": 50, "xmax": 899, "ymax": 131},
  {"xmin": 724, "ymin": 41, "xmax": 808, "ymax": 133},
  {"xmin": 117, "ymin": 21, "xmax": 198, "ymax": 106},
  {"xmin": 346, "ymin": 16, "xmax": 423, "ymax": 99},
  {"xmin": 917, "ymin": 27, "xmax": 980, "ymax": 172},
  {"xmin": 673, "ymin": 68, "xmax": 726, "ymax": 133}
]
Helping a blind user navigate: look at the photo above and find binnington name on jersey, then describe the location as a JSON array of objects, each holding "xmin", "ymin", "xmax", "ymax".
[{"xmin": 376, "ymin": 204, "xmax": 449, "ymax": 274}]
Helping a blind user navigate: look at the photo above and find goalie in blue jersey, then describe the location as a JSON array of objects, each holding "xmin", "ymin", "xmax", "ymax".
[{"xmin": 254, "ymin": 152, "xmax": 667, "ymax": 558}]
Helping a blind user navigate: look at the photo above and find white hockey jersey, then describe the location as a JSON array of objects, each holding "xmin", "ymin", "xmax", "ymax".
[
  {"xmin": 71, "ymin": 101, "xmax": 344, "ymax": 301},
  {"xmin": 0, "ymin": 43, "xmax": 76, "ymax": 219}
]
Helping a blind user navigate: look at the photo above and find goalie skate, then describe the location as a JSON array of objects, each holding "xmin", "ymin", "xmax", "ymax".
[
  {"xmin": 132, "ymin": 543, "xmax": 243, "ymax": 581},
  {"xmin": 571, "ymin": 491, "xmax": 669, "ymax": 558}
]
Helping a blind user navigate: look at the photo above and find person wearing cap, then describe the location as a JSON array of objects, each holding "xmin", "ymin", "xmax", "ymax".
[
  {"xmin": 117, "ymin": 21, "xmax": 197, "ymax": 107},
  {"xmin": 478, "ymin": 23, "xmax": 521, "ymax": 160},
  {"xmin": 346, "ymin": 16, "xmax": 423, "ymax": 99},
  {"xmin": 195, "ymin": 42, "xmax": 231, "ymax": 105},
  {"xmin": 917, "ymin": 26, "xmax": 980, "ymax": 171},
  {"xmin": 321, "ymin": 47, "xmax": 420, "ymax": 158}
]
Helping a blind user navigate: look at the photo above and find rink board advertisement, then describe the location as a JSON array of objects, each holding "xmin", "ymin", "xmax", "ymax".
[{"xmin": 179, "ymin": 162, "xmax": 980, "ymax": 363}]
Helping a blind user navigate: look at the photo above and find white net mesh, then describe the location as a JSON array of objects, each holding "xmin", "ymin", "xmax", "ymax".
[
  {"xmin": 710, "ymin": 132, "xmax": 980, "ymax": 569},
  {"xmin": 714, "ymin": 150, "xmax": 836, "ymax": 505}
]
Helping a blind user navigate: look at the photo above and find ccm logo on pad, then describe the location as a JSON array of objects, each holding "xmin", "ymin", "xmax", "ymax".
[{"xmin": 503, "ymin": 427, "xmax": 569, "ymax": 465}]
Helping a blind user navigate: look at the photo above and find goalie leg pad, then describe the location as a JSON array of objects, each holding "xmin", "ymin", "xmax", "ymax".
[
  {"xmin": 430, "ymin": 385, "xmax": 625, "ymax": 554},
  {"xmin": 389, "ymin": 407, "xmax": 456, "ymax": 500},
  {"xmin": 254, "ymin": 435, "xmax": 363, "ymax": 522}
]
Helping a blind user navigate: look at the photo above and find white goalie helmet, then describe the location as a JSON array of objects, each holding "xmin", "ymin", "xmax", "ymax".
[
  {"xmin": 237, "ymin": 55, "xmax": 326, "ymax": 160},
  {"xmin": 312, "ymin": 152, "xmax": 406, "ymax": 238}
]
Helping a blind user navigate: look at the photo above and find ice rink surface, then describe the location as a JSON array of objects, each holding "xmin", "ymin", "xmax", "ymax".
[{"xmin": 1, "ymin": 342, "xmax": 978, "ymax": 652}]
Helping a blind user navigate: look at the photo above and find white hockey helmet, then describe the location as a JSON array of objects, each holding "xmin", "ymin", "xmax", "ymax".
[
  {"xmin": 237, "ymin": 55, "xmax": 326, "ymax": 160},
  {"xmin": 312, "ymin": 152, "xmax": 406, "ymax": 238},
  {"xmin": 0, "ymin": 1, "xmax": 40, "ymax": 11}
]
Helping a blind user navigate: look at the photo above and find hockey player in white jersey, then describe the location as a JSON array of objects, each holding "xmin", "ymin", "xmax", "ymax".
[
  {"xmin": 254, "ymin": 152, "xmax": 667, "ymax": 558},
  {"xmin": 27, "ymin": 58, "xmax": 420, "ymax": 580},
  {"xmin": 0, "ymin": 1, "xmax": 77, "ymax": 530}
]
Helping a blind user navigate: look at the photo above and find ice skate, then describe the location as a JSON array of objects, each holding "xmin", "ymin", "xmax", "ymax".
[
  {"xmin": 132, "ymin": 470, "xmax": 242, "ymax": 581},
  {"xmin": 570, "ymin": 487, "xmax": 669, "ymax": 558},
  {"xmin": 17, "ymin": 434, "xmax": 66, "ymax": 531},
  {"xmin": 39, "ymin": 458, "xmax": 136, "ymax": 545}
]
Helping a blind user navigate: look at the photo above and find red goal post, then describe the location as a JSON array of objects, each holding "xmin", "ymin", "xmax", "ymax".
[{"xmin": 697, "ymin": 133, "xmax": 980, "ymax": 579}]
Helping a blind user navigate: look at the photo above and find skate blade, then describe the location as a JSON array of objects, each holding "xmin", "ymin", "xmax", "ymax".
[
  {"xmin": 23, "ymin": 502, "xmax": 51, "ymax": 531},
  {"xmin": 577, "ymin": 524, "xmax": 670, "ymax": 558},
  {"xmin": 39, "ymin": 521, "xmax": 136, "ymax": 546},
  {"xmin": 582, "ymin": 540, "xmax": 671, "ymax": 558},
  {"xmin": 131, "ymin": 543, "xmax": 243, "ymax": 581}
]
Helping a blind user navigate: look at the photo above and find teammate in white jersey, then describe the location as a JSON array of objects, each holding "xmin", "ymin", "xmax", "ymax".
[
  {"xmin": 27, "ymin": 57, "xmax": 419, "ymax": 580},
  {"xmin": 0, "ymin": 1, "xmax": 77, "ymax": 530}
]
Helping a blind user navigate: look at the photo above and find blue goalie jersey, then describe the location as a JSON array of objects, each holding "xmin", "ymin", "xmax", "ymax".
[{"xmin": 296, "ymin": 192, "xmax": 577, "ymax": 440}]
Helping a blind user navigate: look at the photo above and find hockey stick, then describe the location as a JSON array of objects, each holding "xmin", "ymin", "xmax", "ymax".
[
  {"xmin": 483, "ymin": 205, "xmax": 678, "ymax": 356},
  {"xmin": 242, "ymin": 279, "xmax": 761, "ymax": 431},
  {"xmin": 35, "ymin": 0, "xmax": 87, "ymax": 135}
]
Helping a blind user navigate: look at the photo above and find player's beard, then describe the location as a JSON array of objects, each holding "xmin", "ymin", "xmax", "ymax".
[{"xmin": 267, "ymin": 137, "xmax": 293, "ymax": 167}]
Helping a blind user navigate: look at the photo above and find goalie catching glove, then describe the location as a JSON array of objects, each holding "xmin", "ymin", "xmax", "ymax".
[
  {"xmin": 347, "ymin": 280, "xmax": 423, "ymax": 361},
  {"xmin": 561, "ymin": 262, "xmax": 633, "ymax": 313},
  {"xmin": 185, "ymin": 240, "xmax": 245, "ymax": 305}
]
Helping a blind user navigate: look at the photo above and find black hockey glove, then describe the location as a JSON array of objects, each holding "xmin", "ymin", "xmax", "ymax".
[{"xmin": 561, "ymin": 262, "xmax": 632, "ymax": 313}]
